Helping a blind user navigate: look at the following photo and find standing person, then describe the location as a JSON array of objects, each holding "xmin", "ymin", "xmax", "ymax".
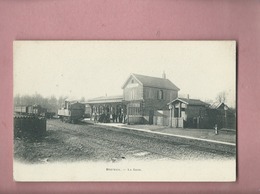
[
  {"xmin": 121, "ymin": 109, "xmax": 124, "ymax": 123},
  {"xmin": 123, "ymin": 113, "xmax": 126, "ymax": 124},
  {"xmin": 94, "ymin": 112, "xmax": 97, "ymax": 123},
  {"xmin": 115, "ymin": 113, "xmax": 117, "ymax": 123},
  {"xmin": 119, "ymin": 113, "xmax": 122, "ymax": 123},
  {"xmin": 112, "ymin": 112, "xmax": 115, "ymax": 123}
]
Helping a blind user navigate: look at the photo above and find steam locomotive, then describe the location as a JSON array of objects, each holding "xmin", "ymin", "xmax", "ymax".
[{"xmin": 58, "ymin": 100, "xmax": 85, "ymax": 123}]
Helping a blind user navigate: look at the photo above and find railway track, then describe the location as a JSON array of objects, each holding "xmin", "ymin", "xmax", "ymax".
[{"xmin": 50, "ymin": 120, "xmax": 234, "ymax": 161}]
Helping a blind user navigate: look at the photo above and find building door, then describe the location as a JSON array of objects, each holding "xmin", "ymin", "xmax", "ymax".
[
  {"xmin": 174, "ymin": 108, "xmax": 179, "ymax": 117},
  {"xmin": 149, "ymin": 110, "xmax": 154, "ymax": 125}
]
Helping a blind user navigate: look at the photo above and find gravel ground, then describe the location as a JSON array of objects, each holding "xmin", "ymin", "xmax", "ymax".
[{"xmin": 14, "ymin": 119, "xmax": 235, "ymax": 164}]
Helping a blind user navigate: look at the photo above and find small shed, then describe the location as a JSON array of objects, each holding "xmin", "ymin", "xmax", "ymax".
[
  {"xmin": 168, "ymin": 97, "xmax": 209, "ymax": 128},
  {"xmin": 153, "ymin": 110, "xmax": 170, "ymax": 126},
  {"xmin": 208, "ymin": 102, "xmax": 236, "ymax": 129}
]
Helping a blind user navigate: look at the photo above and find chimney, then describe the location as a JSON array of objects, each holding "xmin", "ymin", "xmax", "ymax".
[
  {"xmin": 187, "ymin": 94, "xmax": 189, "ymax": 100},
  {"xmin": 162, "ymin": 71, "xmax": 166, "ymax": 79}
]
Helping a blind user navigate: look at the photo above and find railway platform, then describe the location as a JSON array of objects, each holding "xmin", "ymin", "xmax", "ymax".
[{"xmin": 95, "ymin": 122, "xmax": 236, "ymax": 144}]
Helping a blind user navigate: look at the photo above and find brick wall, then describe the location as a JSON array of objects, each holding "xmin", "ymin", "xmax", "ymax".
[
  {"xmin": 142, "ymin": 87, "xmax": 178, "ymax": 115},
  {"xmin": 143, "ymin": 87, "xmax": 178, "ymax": 101}
]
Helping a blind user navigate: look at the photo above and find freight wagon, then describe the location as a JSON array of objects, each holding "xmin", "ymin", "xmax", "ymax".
[
  {"xmin": 58, "ymin": 100, "xmax": 85, "ymax": 123},
  {"xmin": 31, "ymin": 105, "xmax": 47, "ymax": 116},
  {"xmin": 14, "ymin": 105, "xmax": 48, "ymax": 117},
  {"xmin": 14, "ymin": 106, "xmax": 30, "ymax": 115}
]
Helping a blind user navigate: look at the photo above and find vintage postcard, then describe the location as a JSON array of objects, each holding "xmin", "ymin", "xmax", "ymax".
[{"xmin": 13, "ymin": 41, "xmax": 236, "ymax": 181}]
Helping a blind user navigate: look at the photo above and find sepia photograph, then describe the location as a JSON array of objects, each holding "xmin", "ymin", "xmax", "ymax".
[{"xmin": 13, "ymin": 41, "xmax": 236, "ymax": 181}]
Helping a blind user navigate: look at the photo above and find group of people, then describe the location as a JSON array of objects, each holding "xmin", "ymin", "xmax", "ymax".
[
  {"xmin": 111, "ymin": 112, "xmax": 126, "ymax": 123},
  {"xmin": 93, "ymin": 112, "xmax": 126, "ymax": 123}
]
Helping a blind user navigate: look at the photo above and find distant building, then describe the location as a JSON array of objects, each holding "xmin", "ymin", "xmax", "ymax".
[
  {"xmin": 209, "ymin": 102, "xmax": 229, "ymax": 110},
  {"xmin": 208, "ymin": 102, "xmax": 236, "ymax": 129}
]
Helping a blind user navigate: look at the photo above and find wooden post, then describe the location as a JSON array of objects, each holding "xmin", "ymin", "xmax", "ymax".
[
  {"xmin": 169, "ymin": 104, "xmax": 173, "ymax": 128},
  {"xmin": 179, "ymin": 102, "xmax": 181, "ymax": 118},
  {"xmin": 90, "ymin": 105, "xmax": 93, "ymax": 121},
  {"xmin": 127, "ymin": 103, "xmax": 130, "ymax": 125}
]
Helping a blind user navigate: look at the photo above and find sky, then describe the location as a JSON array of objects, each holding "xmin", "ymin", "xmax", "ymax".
[{"xmin": 14, "ymin": 41, "xmax": 236, "ymax": 107}]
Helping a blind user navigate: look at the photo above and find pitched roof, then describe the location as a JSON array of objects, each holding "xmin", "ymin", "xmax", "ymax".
[
  {"xmin": 168, "ymin": 97, "xmax": 209, "ymax": 106},
  {"xmin": 65, "ymin": 98, "xmax": 81, "ymax": 102},
  {"xmin": 122, "ymin": 73, "xmax": 180, "ymax": 91},
  {"xmin": 154, "ymin": 110, "xmax": 170, "ymax": 117},
  {"xmin": 209, "ymin": 102, "xmax": 229, "ymax": 110},
  {"xmin": 64, "ymin": 99, "xmax": 87, "ymax": 105},
  {"xmin": 87, "ymin": 95, "xmax": 123, "ymax": 104}
]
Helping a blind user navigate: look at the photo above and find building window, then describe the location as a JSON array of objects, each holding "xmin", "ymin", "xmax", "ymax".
[
  {"xmin": 158, "ymin": 90, "xmax": 163, "ymax": 99},
  {"xmin": 128, "ymin": 103, "xmax": 141, "ymax": 115},
  {"xmin": 174, "ymin": 108, "xmax": 179, "ymax": 117},
  {"xmin": 148, "ymin": 90, "xmax": 151, "ymax": 99},
  {"xmin": 129, "ymin": 107, "xmax": 141, "ymax": 115},
  {"xmin": 131, "ymin": 89, "xmax": 135, "ymax": 100},
  {"xmin": 131, "ymin": 79, "xmax": 134, "ymax": 83}
]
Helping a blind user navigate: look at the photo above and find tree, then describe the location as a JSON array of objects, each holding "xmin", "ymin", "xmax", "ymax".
[
  {"xmin": 14, "ymin": 94, "xmax": 21, "ymax": 106},
  {"xmin": 80, "ymin": 96, "xmax": 86, "ymax": 102},
  {"xmin": 204, "ymin": 99, "xmax": 214, "ymax": 105},
  {"xmin": 48, "ymin": 95, "xmax": 58, "ymax": 112},
  {"xmin": 216, "ymin": 91, "xmax": 226, "ymax": 103},
  {"xmin": 58, "ymin": 96, "xmax": 67, "ymax": 108},
  {"xmin": 32, "ymin": 93, "xmax": 44, "ymax": 105},
  {"xmin": 14, "ymin": 94, "xmax": 66, "ymax": 114}
]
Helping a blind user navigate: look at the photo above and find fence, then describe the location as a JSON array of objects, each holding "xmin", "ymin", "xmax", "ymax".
[
  {"xmin": 14, "ymin": 116, "xmax": 46, "ymax": 138},
  {"xmin": 153, "ymin": 116, "xmax": 169, "ymax": 126},
  {"xmin": 171, "ymin": 118, "xmax": 184, "ymax": 128}
]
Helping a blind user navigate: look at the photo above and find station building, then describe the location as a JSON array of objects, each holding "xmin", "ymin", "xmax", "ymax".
[{"xmin": 87, "ymin": 73, "xmax": 180, "ymax": 124}]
